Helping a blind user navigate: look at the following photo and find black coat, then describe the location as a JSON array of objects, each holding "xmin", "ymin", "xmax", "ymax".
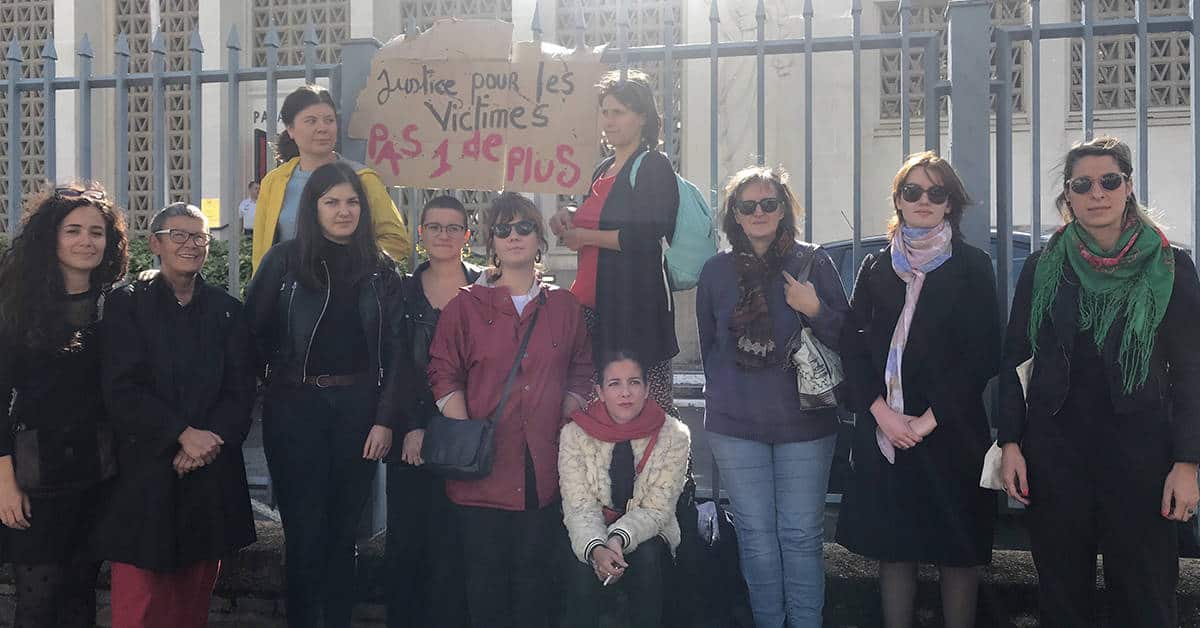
[
  {"xmin": 589, "ymin": 149, "xmax": 680, "ymax": 365},
  {"xmin": 96, "ymin": 276, "xmax": 256, "ymax": 570},
  {"xmin": 244, "ymin": 239, "xmax": 416, "ymax": 432},
  {"xmin": 997, "ymin": 247, "xmax": 1200, "ymax": 461},
  {"xmin": 835, "ymin": 241, "xmax": 1001, "ymax": 566}
]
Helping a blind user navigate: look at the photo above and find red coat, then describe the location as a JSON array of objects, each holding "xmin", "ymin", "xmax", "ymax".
[{"xmin": 428, "ymin": 281, "xmax": 593, "ymax": 510}]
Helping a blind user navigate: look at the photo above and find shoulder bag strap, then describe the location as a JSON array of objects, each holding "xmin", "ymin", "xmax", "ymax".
[
  {"xmin": 489, "ymin": 309, "xmax": 541, "ymax": 422},
  {"xmin": 627, "ymin": 150, "xmax": 649, "ymax": 188}
]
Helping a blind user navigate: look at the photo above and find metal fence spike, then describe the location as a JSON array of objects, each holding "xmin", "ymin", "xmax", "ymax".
[
  {"xmin": 5, "ymin": 39, "xmax": 20, "ymax": 63},
  {"xmin": 803, "ymin": 0, "xmax": 814, "ymax": 18},
  {"xmin": 851, "ymin": 0, "xmax": 862, "ymax": 14},
  {"xmin": 226, "ymin": 25, "xmax": 241, "ymax": 50},
  {"xmin": 77, "ymin": 33, "xmax": 94, "ymax": 58},
  {"xmin": 302, "ymin": 23, "xmax": 319, "ymax": 46},
  {"xmin": 265, "ymin": 23, "xmax": 281, "ymax": 48},
  {"xmin": 898, "ymin": 0, "xmax": 912, "ymax": 12},
  {"xmin": 188, "ymin": 30, "xmax": 204, "ymax": 53},
  {"xmin": 150, "ymin": 30, "xmax": 167, "ymax": 55},
  {"xmin": 710, "ymin": 0, "xmax": 719, "ymax": 21},
  {"xmin": 115, "ymin": 32, "xmax": 131, "ymax": 57},
  {"xmin": 40, "ymin": 38, "xmax": 57, "ymax": 60},
  {"xmin": 756, "ymin": 0, "xmax": 766, "ymax": 20},
  {"xmin": 531, "ymin": 0, "xmax": 543, "ymax": 37},
  {"xmin": 574, "ymin": 1, "xmax": 586, "ymax": 30}
]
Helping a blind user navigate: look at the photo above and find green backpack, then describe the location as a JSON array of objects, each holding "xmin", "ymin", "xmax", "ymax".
[{"xmin": 629, "ymin": 152, "xmax": 718, "ymax": 291}]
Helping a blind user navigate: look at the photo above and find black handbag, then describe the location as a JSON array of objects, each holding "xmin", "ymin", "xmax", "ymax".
[
  {"xmin": 421, "ymin": 310, "xmax": 540, "ymax": 480},
  {"xmin": 12, "ymin": 422, "xmax": 118, "ymax": 497}
]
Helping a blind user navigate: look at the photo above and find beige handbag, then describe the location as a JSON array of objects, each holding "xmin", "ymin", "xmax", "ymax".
[{"xmin": 980, "ymin": 356, "xmax": 1033, "ymax": 490}]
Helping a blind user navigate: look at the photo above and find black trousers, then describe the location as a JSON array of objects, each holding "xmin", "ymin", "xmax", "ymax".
[
  {"xmin": 385, "ymin": 463, "xmax": 468, "ymax": 628},
  {"xmin": 263, "ymin": 381, "xmax": 378, "ymax": 628},
  {"xmin": 455, "ymin": 502, "xmax": 561, "ymax": 628},
  {"xmin": 562, "ymin": 536, "xmax": 669, "ymax": 628},
  {"xmin": 1023, "ymin": 405, "xmax": 1179, "ymax": 628},
  {"xmin": 10, "ymin": 561, "xmax": 101, "ymax": 628}
]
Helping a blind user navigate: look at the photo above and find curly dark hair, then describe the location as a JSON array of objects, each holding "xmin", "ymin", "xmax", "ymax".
[{"xmin": 0, "ymin": 183, "xmax": 129, "ymax": 350}]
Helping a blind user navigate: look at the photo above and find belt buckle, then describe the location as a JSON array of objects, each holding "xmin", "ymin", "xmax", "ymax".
[{"xmin": 314, "ymin": 374, "xmax": 331, "ymax": 388}]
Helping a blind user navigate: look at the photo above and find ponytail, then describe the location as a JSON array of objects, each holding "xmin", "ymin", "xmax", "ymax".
[{"xmin": 275, "ymin": 130, "xmax": 299, "ymax": 164}]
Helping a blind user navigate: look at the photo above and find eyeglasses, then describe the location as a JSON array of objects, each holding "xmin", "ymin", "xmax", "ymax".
[
  {"xmin": 154, "ymin": 229, "xmax": 212, "ymax": 247},
  {"xmin": 491, "ymin": 220, "xmax": 537, "ymax": 239},
  {"xmin": 1068, "ymin": 172, "xmax": 1127, "ymax": 195},
  {"xmin": 734, "ymin": 198, "xmax": 782, "ymax": 216},
  {"xmin": 899, "ymin": 183, "xmax": 949, "ymax": 205},
  {"xmin": 421, "ymin": 223, "xmax": 468, "ymax": 236},
  {"xmin": 55, "ymin": 187, "xmax": 106, "ymax": 203}
]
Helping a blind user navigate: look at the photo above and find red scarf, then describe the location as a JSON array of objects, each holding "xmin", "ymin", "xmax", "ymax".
[{"xmin": 571, "ymin": 398, "xmax": 666, "ymax": 475}]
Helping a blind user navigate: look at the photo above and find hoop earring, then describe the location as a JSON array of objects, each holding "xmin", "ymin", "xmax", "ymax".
[
  {"xmin": 492, "ymin": 254, "xmax": 500, "ymax": 267},
  {"xmin": 535, "ymin": 250, "xmax": 543, "ymax": 264}
]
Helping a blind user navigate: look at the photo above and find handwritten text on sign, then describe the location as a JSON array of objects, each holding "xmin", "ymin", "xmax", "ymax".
[{"xmin": 348, "ymin": 23, "xmax": 605, "ymax": 195}]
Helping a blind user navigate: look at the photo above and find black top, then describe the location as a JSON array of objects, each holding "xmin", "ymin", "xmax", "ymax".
[
  {"xmin": 609, "ymin": 441, "xmax": 635, "ymax": 513},
  {"xmin": 589, "ymin": 149, "xmax": 680, "ymax": 366},
  {"xmin": 307, "ymin": 240, "xmax": 369, "ymax": 375},
  {"xmin": 997, "ymin": 247, "xmax": 1200, "ymax": 462},
  {"xmin": 0, "ymin": 289, "xmax": 107, "ymax": 457}
]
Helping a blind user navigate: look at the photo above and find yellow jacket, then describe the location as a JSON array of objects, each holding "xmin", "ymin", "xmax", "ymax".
[{"xmin": 251, "ymin": 157, "xmax": 412, "ymax": 273}]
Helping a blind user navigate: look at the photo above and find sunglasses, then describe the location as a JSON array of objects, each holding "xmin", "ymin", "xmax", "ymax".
[
  {"xmin": 491, "ymin": 219, "xmax": 536, "ymax": 239},
  {"xmin": 55, "ymin": 187, "xmax": 106, "ymax": 203},
  {"xmin": 899, "ymin": 183, "xmax": 949, "ymax": 205},
  {"xmin": 1067, "ymin": 172, "xmax": 1127, "ymax": 195},
  {"xmin": 734, "ymin": 198, "xmax": 782, "ymax": 216},
  {"xmin": 154, "ymin": 228, "xmax": 212, "ymax": 247}
]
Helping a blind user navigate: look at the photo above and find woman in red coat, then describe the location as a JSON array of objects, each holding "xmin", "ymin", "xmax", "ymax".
[{"xmin": 427, "ymin": 192, "xmax": 593, "ymax": 628}]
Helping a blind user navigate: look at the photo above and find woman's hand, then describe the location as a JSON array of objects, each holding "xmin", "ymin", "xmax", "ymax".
[
  {"xmin": 549, "ymin": 207, "xmax": 575, "ymax": 236},
  {"xmin": 909, "ymin": 409, "xmax": 938, "ymax": 438},
  {"xmin": 590, "ymin": 545, "xmax": 628, "ymax": 584},
  {"xmin": 1000, "ymin": 443, "xmax": 1030, "ymax": 506},
  {"xmin": 363, "ymin": 425, "xmax": 393, "ymax": 461},
  {"xmin": 870, "ymin": 397, "xmax": 922, "ymax": 450},
  {"xmin": 178, "ymin": 427, "xmax": 223, "ymax": 464},
  {"xmin": 1162, "ymin": 462, "xmax": 1200, "ymax": 521},
  {"xmin": 401, "ymin": 429, "xmax": 424, "ymax": 466},
  {"xmin": 0, "ymin": 460, "xmax": 30, "ymax": 530},
  {"xmin": 561, "ymin": 228, "xmax": 590, "ymax": 252},
  {"xmin": 782, "ymin": 270, "xmax": 821, "ymax": 318},
  {"xmin": 172, "ymin": 450, "xmax": 206, "ymax": 478}
]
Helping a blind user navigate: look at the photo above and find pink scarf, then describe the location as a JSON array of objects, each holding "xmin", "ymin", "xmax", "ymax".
[{"xmin": 876, "ymin": 221, "xmax": 953, "ymax": 463}]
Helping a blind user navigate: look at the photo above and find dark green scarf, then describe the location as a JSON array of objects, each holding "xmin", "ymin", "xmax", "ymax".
[{"xmin": 1029, "ymin": 216, "xmax": 1174, "ymax": 393}]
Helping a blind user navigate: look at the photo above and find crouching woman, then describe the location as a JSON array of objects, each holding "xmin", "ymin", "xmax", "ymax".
[{"xmin": 558, "ymin": 351, "xmax": 692, "ymax": 628}]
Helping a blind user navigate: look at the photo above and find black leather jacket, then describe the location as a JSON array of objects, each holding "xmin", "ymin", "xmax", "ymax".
[
  {"xmin": 397, "ymin": 260, "xmax": 482, "ymax": 431},
  {"xmin": 245, "ymin": 240, "xmax": 415, "ymax": 430}
]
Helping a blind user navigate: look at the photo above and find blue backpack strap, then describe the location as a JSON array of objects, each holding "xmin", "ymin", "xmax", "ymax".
[{"xmin": 628, "ymin": 150, "xmax": 649, "ymax": 188}]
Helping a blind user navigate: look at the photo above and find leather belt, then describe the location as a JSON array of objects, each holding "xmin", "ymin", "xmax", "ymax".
[{"xmin": 301, "ymin": 373, "xmax": 367, "ymax": 388}]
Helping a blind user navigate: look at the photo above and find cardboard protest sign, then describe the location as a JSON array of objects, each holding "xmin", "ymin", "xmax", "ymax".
[{"xmin": 348, "ymin": 19, "xmax": 607, "ymax": 195}]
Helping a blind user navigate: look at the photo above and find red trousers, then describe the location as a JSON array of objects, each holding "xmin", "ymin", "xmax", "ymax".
[{"xmin": 110, "ymin": 560, "xmax": 221, "ymax": 628}]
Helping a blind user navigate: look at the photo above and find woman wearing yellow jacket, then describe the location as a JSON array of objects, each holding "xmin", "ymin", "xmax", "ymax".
[{"xmin": 252, "ymin": 84, "xmax": 410, "ymax": 273}]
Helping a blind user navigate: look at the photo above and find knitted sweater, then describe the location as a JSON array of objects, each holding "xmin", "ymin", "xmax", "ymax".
[{"xmin": 558, "ymin": 415, "xmax": 691, "ymax": 564}]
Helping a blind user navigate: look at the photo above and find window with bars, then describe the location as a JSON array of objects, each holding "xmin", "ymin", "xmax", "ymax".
[
  {"xmin": 1069, "ymin": 0, "xmax": 1191, "ymax": 111},
  {"xmin": 115, "ymin": 0, "xmax": 198, "ymax": 234},
  {"xmin": 555, "ymin": 0, "xmax": 683, "ymax": 169},
  {"xmin": 400, "ymin": 0, "xmax": 513, "ymax": 31},
  {"xmin": 878, "ymin": 0, "xmax": 1026, "ymax": 121},
  {"xmin": 251, "ymin": 0, "xmax": 349, "ymax": 67},
  {"xmin": 0, "ymin": 0, "xmax": 52, "ymax": 232}
]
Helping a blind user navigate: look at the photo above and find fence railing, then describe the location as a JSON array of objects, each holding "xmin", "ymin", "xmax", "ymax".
[{"xmin": 0, "ymin": 0, "xmax": 1196, "ymax": 319}]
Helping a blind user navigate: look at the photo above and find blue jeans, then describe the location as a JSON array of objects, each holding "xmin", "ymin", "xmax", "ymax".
[{"xmin": 707, "ymin": 432, "xmax": 836, "ymax": 628}]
